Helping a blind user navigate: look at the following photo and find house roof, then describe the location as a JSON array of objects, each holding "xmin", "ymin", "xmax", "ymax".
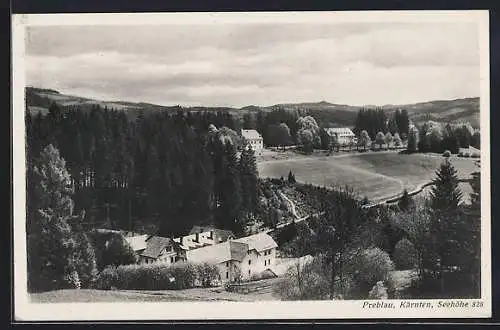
[
  {"xmin": 233, "ymin": 233, "xmax": 278, "ymax": 253},
  {"xmin": 241, "ymin": 129, "xmax": 262, "ymax": 140},
  {"xmin": 325, "ymin": 128, "xmax": 355, "ymax": 136},
  {"xmin": 175, "ymin": 228, "xmax": 235, "ymax": 250},
  {"xmin": 124, "ymin": 234, "xmax": 149, "ymax": 252},
  {"xmin": 212, "ymin": 229, "xmax": 234, "ymax": 241},
  {"xmin": 186, "ymin": 241, "xmax": 248, "ymax": 264},
  {"xmin": 189, "ymin": 225, "xmax": 214, "ymax": 235},
  {"xmin": 140, "ymin": 236, "xmax": 176, "ymax": 259}
]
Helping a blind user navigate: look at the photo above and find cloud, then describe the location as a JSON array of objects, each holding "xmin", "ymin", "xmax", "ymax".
[{"xmin": 25, "ymin": 22, "xmax": 480, "ymax": 107}]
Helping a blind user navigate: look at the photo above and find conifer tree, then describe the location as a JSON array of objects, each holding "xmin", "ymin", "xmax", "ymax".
[
  {"xmin": 239, "ymin": 147, "xmax": 259, "ymax": 215},
  {"xmin": 27, "ymin": 144, "xmax": 97, "ymax": 291}
]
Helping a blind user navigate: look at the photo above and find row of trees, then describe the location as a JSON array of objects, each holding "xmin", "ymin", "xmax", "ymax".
[
  {"xmin": 354, "ymin": 108, "xmax": 410, "ymax": 140},
  {"xmin": 406, "ymin": 121, "xmax": 480, "ymax": 154},
  {"xmin": 26, "ymin": 104, "xmax": 260, "ymax": 238}
]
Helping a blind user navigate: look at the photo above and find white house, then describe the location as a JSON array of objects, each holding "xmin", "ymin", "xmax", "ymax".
[
  {"xmin": 185, "ymin": 232, "xmax": 278, "ymax": 282},
  {"xmin": 241, "ymin": 129, "xmax": 264, "ymax": 153},
  {"xmin": 138, "ymin": 236, "xmax": 187, "ymax": 265},
  {"xmin": 325, "ymin": 127, "xmax": 357, "ymax": 146}
]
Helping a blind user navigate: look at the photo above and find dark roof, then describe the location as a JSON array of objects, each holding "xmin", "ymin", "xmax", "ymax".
[
  {"xmin": 140, "ymin": 236, "xmax": 176, "ymax": 259},
  {"xmin": 189, "ymin": 225, "xmax": 215, "ymax": 235},
  {"xmin": 212, "ymin": 229, "xmax": 234, "ymax": 241}
]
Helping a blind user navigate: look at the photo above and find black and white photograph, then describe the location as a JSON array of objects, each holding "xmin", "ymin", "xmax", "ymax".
[{"xmin": 12, "ymin": 11, "xmax": 491, "ymax": 320}]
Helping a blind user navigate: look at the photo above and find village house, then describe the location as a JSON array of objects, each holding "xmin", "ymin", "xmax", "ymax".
[
  {"xmin": 325, "ymin": 127, "xmax": 357, "ymax": 146},
  {"xmin": 138, "ymin": 236, "xmax": 187, "ymax": 265},
  {"xmin": 241, "ymin": 129, "xmax": 264, "ymax": 153},
  {"xmin": 185, "ymin": 232, "xmax": 278, "ymax": 282}
]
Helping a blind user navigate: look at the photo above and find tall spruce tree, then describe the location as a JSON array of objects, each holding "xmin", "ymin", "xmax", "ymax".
[
  {"xmin": 428, "ymin": 159, "xmax": 464, "ymax": 293},
  {"xmin": 239, "ymin": 147, "xmax": 259, "ymax": 215},
  {"xmin": 27, "ymin": 144, "xmax": 96, "ymax": 291}
]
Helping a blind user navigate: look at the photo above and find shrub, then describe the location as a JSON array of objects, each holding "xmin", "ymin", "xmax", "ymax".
[
  {"xmin": 95, "ymin": 262, "xmax": 201, "ymax": 290},
  {"xmin": 345, "ymin": 248, "xmax": 395, "ymax": 297},
  {"xmin": 274, "ymin": 257, "xmax": 330, "ymax": 300},
  {"xmin": 250, "ymin": 269, "xmax": 277, "ymax": 282},
  {"xmin": 195, "ymin": 262, "xmax": 220, "ymax": 287},
  {"xmin": 368, "ymin": 281, "xmax": 389, "ymax": 299},
  {"xmin": 393, "ymin": 238, "xmax": 418, "ymax": 270},
  {"xmin": 443, "ymin": 150, "xmax": 451, "ymax": 158}
]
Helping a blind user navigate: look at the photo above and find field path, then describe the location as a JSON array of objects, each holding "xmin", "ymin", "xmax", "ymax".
[{"xmin": 278, "ymin": 192, "xmax": 300, "ymax": 220}]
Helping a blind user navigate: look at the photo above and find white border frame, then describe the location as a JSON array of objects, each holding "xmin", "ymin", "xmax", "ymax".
[{"xmin": 12, "ymin": 10, "xmax": 491, "ymax": 321}]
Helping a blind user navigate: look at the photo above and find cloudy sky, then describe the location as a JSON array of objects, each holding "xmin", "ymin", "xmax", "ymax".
[{"xmin": 25, "ymin": 22, "xmax": 480, "ymax": 107}]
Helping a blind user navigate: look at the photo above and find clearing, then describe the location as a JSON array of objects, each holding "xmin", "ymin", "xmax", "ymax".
[{"xmin": 258, "ymin": 151, "xmax": 477, "ymax": 203}]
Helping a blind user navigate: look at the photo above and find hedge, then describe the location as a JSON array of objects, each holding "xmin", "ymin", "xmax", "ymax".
[{"xmin": 95, "ymin": 262, "xmax": 220, "ymax": 290}]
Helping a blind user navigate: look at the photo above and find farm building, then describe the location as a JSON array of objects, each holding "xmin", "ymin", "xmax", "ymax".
[
  {"xmin": 186, "ymin": 232, "xmax": 278, "ymax": 282},
  {"xmin": 325, "ymin": 127, "xmax": 357, "ymax": 146},
  {"xmin": 138, "ymin": 236, "xmax": 187, "ymax": 265},
  {"xmin": 241, "ymin": 129, "xmax": 264, "ymax": 153}
]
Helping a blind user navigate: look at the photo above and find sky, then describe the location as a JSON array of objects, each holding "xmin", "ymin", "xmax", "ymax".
[{"xmin": 25, "ymin": 22, "xmax": 480, "ymax": 108}]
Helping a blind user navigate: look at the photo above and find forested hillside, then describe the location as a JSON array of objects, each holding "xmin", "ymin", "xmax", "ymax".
[{"xmin": 26, "ymin": 103, "xmax": 260, "ymax": 237}]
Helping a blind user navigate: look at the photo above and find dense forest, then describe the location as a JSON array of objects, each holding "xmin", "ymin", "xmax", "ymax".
[{"xmin": 26, "ymin": 103, "xmax": 259, "ymax": 238}]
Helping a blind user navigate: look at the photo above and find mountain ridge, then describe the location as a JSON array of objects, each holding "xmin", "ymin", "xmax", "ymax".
[{"xmin": 25, "ymin": 86, "xmax": 480, "ymax": 127}]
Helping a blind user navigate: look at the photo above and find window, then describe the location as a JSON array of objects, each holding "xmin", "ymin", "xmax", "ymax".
[
  {"xmin": 226, "ymin": 262, "xmax": 229, "ymax": 267},
  {"xmin": 226, "ymin": 272, "xmax": 229, "ymax": 279},
  {"xmin": 248, "ymin": 270, "xmax": 251, "ymax": 275},
  {"xmin": 170, "ymin": 257, "xmax": 174, "ymax": 263},
  {"xmin": 248, "ymin": 260, "xmax": 251, "ymax": 265},
  {"xmin": 264, "ymin": 260, "xmax": 267, "ymax": 266}
]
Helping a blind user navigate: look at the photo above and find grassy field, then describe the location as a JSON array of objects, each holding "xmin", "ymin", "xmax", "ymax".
[
  {"xmin": 30, "ymin": 278, "xmax": 284, "ymax": 303},
  {"xmin": 258, "ymin": 151, "xmax": 477, "ymax": 203}
]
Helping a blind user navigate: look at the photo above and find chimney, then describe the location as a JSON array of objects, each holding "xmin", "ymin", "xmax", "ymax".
[
  {"xmin": 180, "ymin": 236, "xmax": 183, "ymax": 245},
  {"xmin": 209, "ymin": 230, "xmax": 213, "ymax": 240},
  {"xmin": 195, "ymin": 233, "xmax": 199, "ymax": 243}
]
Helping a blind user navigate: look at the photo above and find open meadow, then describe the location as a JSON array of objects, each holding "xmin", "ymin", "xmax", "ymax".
[{"xmin": 257, "ymin": 151, "xmax": 478, "ymax": 203}]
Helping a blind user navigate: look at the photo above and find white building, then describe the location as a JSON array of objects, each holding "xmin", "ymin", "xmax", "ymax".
[
  {"xmin": 186, "ymin": 232, "xmax": 278, "ymax": 282},
  {"xmin": 241, "ymin": 129, "xmax": 264, "ymax": 153},
  {"xmin": 325, "ymin": 127, "xmax": 357, "ymax": 146}
]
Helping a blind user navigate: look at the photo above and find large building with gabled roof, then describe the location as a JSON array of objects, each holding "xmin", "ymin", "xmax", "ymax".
[{"xmin": 185, "ymin": 232, "xmax": 278, "ymax": 282}]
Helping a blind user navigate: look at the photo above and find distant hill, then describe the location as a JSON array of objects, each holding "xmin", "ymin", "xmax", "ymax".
[{"xmin": 25, "ymin": 87, "xmax": 480, "ymax": 127}]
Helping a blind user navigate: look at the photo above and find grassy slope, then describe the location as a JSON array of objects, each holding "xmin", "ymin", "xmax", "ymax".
[
  {"xmin": 30, "ymin": 280, "xmax": 282, "ymax": 303},
  {"xmin": 258, "ymin": 152, "xmax": 477, "ymax": 202}
]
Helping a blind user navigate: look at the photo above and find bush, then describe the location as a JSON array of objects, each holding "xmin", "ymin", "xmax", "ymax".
[
  {"xmin": 274, "ymin": 257, "xmax": 330, "ymax": 300},
  {"xmin": 95, "ymin": 262, "xmax": 202, "ymax": 290},
  {"xmin": 443, "ymin": 150, "xmax": 451, "ymax": 158},
  {"xmin": 195, "ymin": 262, "xmax": 220, "ymax": 287},
  {"xmin": 345, "ymin": 248, "xmax": 395, "ymax": 297},
  {"xmin": 368, "ymin": 281, "xmax": 389, "ymax": 299},
  {"xmin": 393, "ymin": 238, "xmax": 418, "ymax": 270},
  {"xmin": 250, "ymin": 269, "xmax": 277, "ymax": 282}
]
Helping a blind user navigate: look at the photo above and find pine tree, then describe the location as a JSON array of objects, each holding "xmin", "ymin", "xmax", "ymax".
[
  {"xmin": 239, "ymin": 147, "xmax": 259, "ymax": 215},
  {"xmin": 430, "ymin": 160, "xmax": 463, "ymax": 213},
  {"xmin": 27, "ymin": 144, "xmax": 96, "ymax": 291},
  {"xmin": 407, "ymin": 126, "xmax": 419, "ymax": 153},
  {"xmin": 428, "ymin": 159, "xmax": 464, "ymax": 293},
  {"xmin": 398, "ymin": 189, "xmax": 412, "ymax": 211}
]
